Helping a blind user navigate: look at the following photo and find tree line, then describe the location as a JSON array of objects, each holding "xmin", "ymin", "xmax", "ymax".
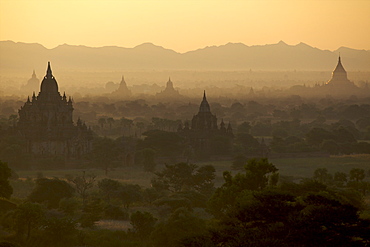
[{"xmin": 1, "ymin": 158, "xmax": 370, "ymax": 247}]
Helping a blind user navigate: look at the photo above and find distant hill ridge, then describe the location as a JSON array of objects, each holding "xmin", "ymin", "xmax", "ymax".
[{"xmin": 0, "ymin": 40, "xmax": 369, "ymax": 72}]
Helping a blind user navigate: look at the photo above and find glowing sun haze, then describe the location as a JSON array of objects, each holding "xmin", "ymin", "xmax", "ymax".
[{"xmin": 0, "ymin": 0, "xmax": 369, "ymax": 52}]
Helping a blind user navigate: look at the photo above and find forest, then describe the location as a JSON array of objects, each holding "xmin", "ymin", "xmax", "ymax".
[{"xmin": 1, "ymin": 92, "xmax": 370, "ymax": 246}]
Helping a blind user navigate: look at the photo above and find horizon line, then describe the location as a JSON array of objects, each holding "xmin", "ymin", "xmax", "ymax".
[{"xmin": 2, "ymin": 40, "xmax": 369, "ymax": 54}]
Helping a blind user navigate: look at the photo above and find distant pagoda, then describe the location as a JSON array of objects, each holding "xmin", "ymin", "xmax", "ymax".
[
  {"xmin": 21, "ymin": 70, "xmax": 40, "ymax": 93},
  {"xmin": 112, "ymin": 75, "xmax": 132, "ymax": 98},
  {"xmin": 156, "ymin": 77, "xmax": 182, "ymax": 99},
  {"xmin": 326, "ymin": 55, "xmax": 355, "ymax": 87}
]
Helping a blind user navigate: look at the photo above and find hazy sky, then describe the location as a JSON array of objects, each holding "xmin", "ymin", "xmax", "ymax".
[{"xmin": 0, "ymin": 0, "xmax": 369, "ymax": 52}]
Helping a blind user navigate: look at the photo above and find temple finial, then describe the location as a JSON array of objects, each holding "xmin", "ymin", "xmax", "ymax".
[
  {"xmin": 203, "ymin": 90, "xmax": 206, "ymax": 100},
  {"xmin": 46, "ymin": 61, "xmax": 52, "ymax": 77}
]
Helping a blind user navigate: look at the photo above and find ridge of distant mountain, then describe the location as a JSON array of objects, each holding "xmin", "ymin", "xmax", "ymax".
[{"xmin": 0, "ymin": 40, "xmax": 369, "ymax": 72}]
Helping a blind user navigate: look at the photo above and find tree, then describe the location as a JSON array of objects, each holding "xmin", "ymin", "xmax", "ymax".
[
  {"xmin": 138, "ymin": 130, "xmax": 184, "ymax": 157},
  {"xmin": 242, "ymin": 158, "xmax": 279, "ymax": 190},
  {"xmin": 321, "ymin": 139, "xmax": 340, "ymax": 155},
  {"xmin": 90, "ymin": 137, "xmax": 120, "ymax": 175},
  {"xmin": 106, "ymin": 117, "xmax": 115, "ymax": 130},
  {"xmin": 354, "ymin": 142, "xmax": 370, "ymax": 154},
  {"xmin": 231, "ymin": 154, "xmax": 247, "ymax": 170},
  {"xmin": 334, "ymin": 172, "xmax": 347, "ymax": 186},
  {"xmin": 130, "ymin": 211, "xmax": 157, "ymax": 239},
  {"xmin": 0, "ymin": 160, "xmax": 13, "ymax": 199},
  {"xmin": 209, "ymin": 135, "xmax": 232, "ymax": 156},
  {"xmin": 237, "ymin": 121, "xmax": 251, "ymax": 134},
  {"xmin": 98, "ymin": 178, "xmax": 121, "ymax": 203},
  {"xmin": 79, "ymin": 196, "xmax": 104, "ymax": 228},
  {"xmin": 152, "ymin": 163, "xmax": 215, "ymax": 194},
  {"xmin": 28, "ymin": 178, "xmax": 74, "ymax": 208},
  {"xmin": 68, "ymin": 171, "xmax": 96, "ymax": 207},
  {"xmin": 332, "ymin": 126, "xmax": 357, "ymax": 143},
  {"xmin": 141, "ymin": 148, "xmax": 157, "ymax": 172},
  {"xmin": 208, "ymin": 158, "xmax": 278, "ymax": 218},
  {"xmin": 235, "ymin": 133, "xmax": 260, "ymax": 154},
  {"xmin": 98, "ymin": 117, "xmax": 106, "ymax": 129},
  {"xmin": 42, "ymin": 213, "xmax": 77, "ymax": 244},
  {"xmin": 151, "ymin": 207, "xmax": 207, "ymax": 247},
  {"xmin": 135, "ymin": 121, "xmax": 146, "ymax": 136},
  {"xmin": 59, "ymin": 197, "xmax": 80, "ymax": 216},
  {"xmin": 192, "ymin": 190, "xmax": 370, "ymax": 246},
  {"xmin": 8, "ymin": 114, "xmax": 18, "ymax": 127},
  {"xmin": 14, "ymin": 202, "xmax": 44, "ymax": 240},
  {"xmin": 250, "ymin": 121, "xmax": 272, "ymax": 136},
  {"xmin": 313, "ymin": 168, "xmax": 332, "ymax": 184},
  {"xmin": 350, "ymin": 168, "xmax": 365, "ymax": 182},
  {"xmin": 118, "ymin": 184, "xmax": 142, "ymax": 209},
  {"xmin": 306, "ymin": 127, "xmax": 335, "ymax": 146},
  {"xmin": 120, "ymin": 117, "xmax": 134, "ymax": 136}
]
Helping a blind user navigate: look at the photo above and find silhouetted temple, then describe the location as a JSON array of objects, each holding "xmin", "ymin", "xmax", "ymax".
[
  {"xmin": 21, "ymin": 70, "xmax": 39, "ymax": 93},
  {"xmin": 178, "ymin": 91, "xmax": 233, "ymax": 158},
  {"xmin": 112, "ymin": 75, "xmax": 132, "ymax": 97},
  {"xmin": 156, "ymin": 77, "xmax": 181, "ymax": 99},
  {"xmin": 191, "ymin": 91, "xmax": 218, "ymax": 130},
  {"xmin": 326, "ymin": 56, "xmax": 355, "ymax": 87},
  {"xmin": 18, "ymin": 62, "xmax": 93, "ymax": 158}
]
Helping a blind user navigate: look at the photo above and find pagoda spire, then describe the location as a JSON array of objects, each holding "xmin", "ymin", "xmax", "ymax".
[
  {"xmin": 199, "ymin": 90, "xmax": 211, "ymax": 113},
  {"xmin": 46, "ymin": 61, "xmax": 52, "ymax": 78}
]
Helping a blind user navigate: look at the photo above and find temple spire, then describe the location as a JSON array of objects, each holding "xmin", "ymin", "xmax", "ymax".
[
  {"xmin": 46, "ymin": 61, "xmax": 52, "ymax": 78},
  {"xmin": 199, "ymin": 90, "xmax": 211, "ymax": 113}
]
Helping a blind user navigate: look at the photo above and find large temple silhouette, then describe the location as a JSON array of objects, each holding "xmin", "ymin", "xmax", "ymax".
[
  {"xmin": 178, "ymin": 91, "xmax": 233, "ymax": 158},
  {"xmin": 18, "ymin": 62, "xmax": 93, "ymax": 158}
]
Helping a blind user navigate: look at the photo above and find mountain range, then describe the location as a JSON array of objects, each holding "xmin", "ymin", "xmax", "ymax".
[{"xmin": 0, "ymin": 40, "xmax": 369, "ymax": 73}]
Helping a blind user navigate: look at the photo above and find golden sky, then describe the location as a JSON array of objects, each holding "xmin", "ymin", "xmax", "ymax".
[{"xmin": 0, "ymin": 0, "xmax": 369, "ymax": 52}]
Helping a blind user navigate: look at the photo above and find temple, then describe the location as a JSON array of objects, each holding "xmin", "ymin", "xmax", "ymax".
[
  {"xmin": 18, "ymin": 62, "xmax": 93, "ymax": 159},
  {"xmin": 21, "ymin": 70, "xmax": 39, "ymax": 93},
  {"xmin": 178, "ymin": 91, "xmax": 233, "ymax": 158},
  {"xmin": 326, "ymin": 56, "xmax": 355, "ymax": 87},
  {"xmin": 156, "ymin": 77, "xmax": 182, "ymax": 99},
  {"xmin": 111, "ymin": 75, "xmax": 132, "ymax": 97},
  {"xmin": 191, "ymin": 91, "xmax": 218, "ymax": 130}
]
